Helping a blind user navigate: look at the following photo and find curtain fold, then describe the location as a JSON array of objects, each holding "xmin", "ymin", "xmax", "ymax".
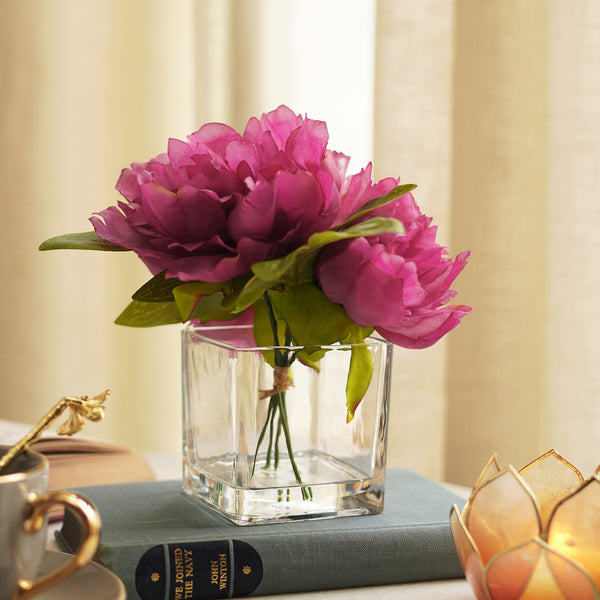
[
  {"xmin": 0, "ymin": 0, "xmax": 195, "ymax": 452},
  {"xmin": 376, "ymin": 0, "xmax": 600, "ymax": 483},
  {"xmin": 546, "ymin": 1, "xmax": 600, "ymax": 477},
  {"xmin": 374, "ymin": 0, "xmax": 455, "ymax": 480},
  {"xmin": 446, "ymin": 0, "xmax": 550, "ymax": 483}
]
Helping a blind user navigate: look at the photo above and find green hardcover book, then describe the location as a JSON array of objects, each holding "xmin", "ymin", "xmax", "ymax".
[{"xmin": 56, "ymin": 469, "xmax": 464, "ymax": 599}]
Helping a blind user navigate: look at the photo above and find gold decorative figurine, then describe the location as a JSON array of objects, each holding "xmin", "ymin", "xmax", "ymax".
[{"xmin": 0, "ymin": 390, "xmax": 110, "ymax": 475}]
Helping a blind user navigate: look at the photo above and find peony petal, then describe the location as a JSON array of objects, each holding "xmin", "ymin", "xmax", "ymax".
[
  {"xmin": 420, "ymin": 250, "xmax": 470, "ymax": 302},
  {"xmin": 374, "ymin": 188, "xmax": 422, "ymax": 225},
  {"xmin": 316, "ymin": 238, "xmax": 411, "ymax": 328},
  {"xmin": 450, "ymin": 505, "xmax": 490, "ymax": 600},
  {"xmin": 115, "ymin": 167, "xmax": 143, "ymax": 202},
  {"xmin": 235, "ymin": 237, "xmax": 277, "ymax": 269},
  {"xmin": 285, "ymin": 118, "xmax": 328, "ymax": 171},
  {"xmin": 519, "ymin": 450, "xmax": 584, "ymax": 531},
  {"xmin": 249, "ymin": 105, "xmax": 303, "ymax": 150},
  {"xmin": 187, "ymin": 122, "xmax": 241, "ymax": 156},
  {"xmin": 272, "ymin": 170, "xmax": 323, "ymax": 236},
  {"xmin": 343, "ymin": 257, "xmax": 409, "ymax": 327},
  {"xmin": 547, "ymin": 477, "xmax": 600, "ymax": 593},
  {"xmin": 313, "ymin": 168, "xmax": 342, "ymax": 229},
  {"xmin": 227, "ymin": 181, "xmax": 275, "ymax": 240},
  {"xmin": 90, "ymin": 206, "xmax": 148, "ymax": 250},
  {"xmin": 186, "ymin": 154, "xmax": 245, "ymax": 198},
  {"xmin": 465, "ymin": 467, "xmax": 541, "ymax": 566},
  {"xmin": 163, "ymin": 251, "xmax": 245, "ymax": 283},
  {"xmin": 242, "ymin": 126, "xmax": 293, "ymax": 177},
  {"xmin": 323, "ymin": 149, "xmax": 350, "ymax": 192},
  {"xmin": 376, "ymin": 304, "xmax": 471, "ymax": 349},
  {"xmin": 485, "ymin": 538, "xmax": 597, "ymax": 600},
  {"xmin": 338, "ymin": 164, "xmax": 375, "ymax": 220},
  {"xmin": 167, "ymin": 137, "xmax": 196, "ymax": 168},
  {"xmin": 315, "ymin": 238, "xmax": 368, "ymax": 307},
  {"xmin": 225, "ymin": 139, "xmax": 259, "ymax": 178}
]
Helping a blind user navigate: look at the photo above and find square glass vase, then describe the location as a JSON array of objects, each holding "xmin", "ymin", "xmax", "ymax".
[{"xmin": 182, "ymin": 324, "xmax": 393, "ymax": 525}]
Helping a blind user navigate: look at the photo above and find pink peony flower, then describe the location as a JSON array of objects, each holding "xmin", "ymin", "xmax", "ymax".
[
  {"xmin": 90, "ymin": 106, "xmax": 383, "ymax": 284},
  {"xmin": 315, "ymin": 192, "xmax": 471, "ymax": 349}
]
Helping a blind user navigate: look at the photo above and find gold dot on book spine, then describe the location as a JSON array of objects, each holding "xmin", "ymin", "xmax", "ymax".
[
  {"xmin": 151, "ymin": 573, "xmax": 160, "ymax": 582},
  {"xmin": 242, "ymin": 566, "xmax": 252, "ymax": 575}
]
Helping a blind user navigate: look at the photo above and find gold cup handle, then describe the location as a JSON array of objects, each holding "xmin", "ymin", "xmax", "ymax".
[{"xmin": 13, "ymin": 490, "xmax": 101, "ymax": 600}]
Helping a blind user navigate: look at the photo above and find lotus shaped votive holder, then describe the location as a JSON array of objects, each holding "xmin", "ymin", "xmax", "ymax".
[{"xmin": 450, "ymin": 450, "xmax": 600, "ymax": 600}]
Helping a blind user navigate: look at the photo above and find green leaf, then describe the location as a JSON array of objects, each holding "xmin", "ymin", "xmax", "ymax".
[
  {"xmin": 220, "ymin": 274, "xmax": 260, "ymax": 314},
  {"xmin": 341, "ymin": 325, "xmax": 374, "ymax": 344},
  {"xmin": 132, "ymin": 271, "xmax": 182, "ymax": 302},
  {"xmin": 192, "ymin": 295, "xmax": 240, "ymax": 323},
  {"xmin": 253, "ymin": 217, "xmax": 404, "ymax": 284},
  {"xmin": 346, "ymin": 343, "xmax": 374, "ymax": 422},
  {"xmin": 114, "ymin": 300, "xmax": 182, "ymax": 327},
  {"xmin": 280, "ymin": 283, "xmax": 354, "ymax": 346},
  {"xmin": 232, "ymin": 216, "xmax": 404, "ymax": 312},
  {"xmin": 223, "ymin": 285, "xmax": 267, "ymax": 315},
  {"xmin": 340, "ymin": 183, "xmax": 417, "ymax": 227},
  {"xmin": 172, "ymin": 281, "xmax": 229, "ymax": 321},
  {"xmin": 253, "ymin": 295, "xmax": 288, "ymax": 367},
  {"xmin": 296, "ymin": 346, "xmax": 327, "ymax": 370},
  {"xmin": 345, "ymin": 327, "xmax": 374, "ymax": 423},
  {"xmin": 39, "ymin": 231, "xmax": 129, "ymax": 252}
]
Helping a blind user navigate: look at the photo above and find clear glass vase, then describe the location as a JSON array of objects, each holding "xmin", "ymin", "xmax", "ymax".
[{"xmin": 181, "ymin": 324, "xmax": 392, "ymax": 525}]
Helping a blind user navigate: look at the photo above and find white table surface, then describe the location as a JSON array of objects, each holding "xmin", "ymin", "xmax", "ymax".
[{"xmin": 50, "ymin": 452, "xmax": 475, "ymax": 600}]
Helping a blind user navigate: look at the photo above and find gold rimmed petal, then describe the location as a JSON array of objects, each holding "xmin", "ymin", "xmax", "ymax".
[
  {"xmin": 462, "ymin": 454, "xmax": 503, "ymax": 524},
  {"xmin": 545, "ymin": 540, "xmax": 599, "ymax": 600},
  {"xmin": 519, "ymin": 450, "xmax": 584, "ymax": 532},
  {"xmin": 547, "ymin": 477, "xmax": 600, "ymax": 593},
  {"xmin": 466, "ymin": 467, "xmax": 541, "ymax": 565},
  {"xmin": 485, "ymin": 539, "xmax": 542, "ymax": 600},
  {"xmin": 485, "ymin": 538, "xmax": 597, "ymax": 600},
  {"xmin": 450, "ymin": 504, "xmax": 490, "ymax": 600},
  {"xmin": 474, "ymin": 454, "xmax": 503, "ymax": 491}
]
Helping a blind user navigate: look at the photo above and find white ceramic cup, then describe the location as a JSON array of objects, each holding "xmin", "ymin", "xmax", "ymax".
[{"xmin": 0, "ymin": 445, "xmax": 100, "ymax": 600}]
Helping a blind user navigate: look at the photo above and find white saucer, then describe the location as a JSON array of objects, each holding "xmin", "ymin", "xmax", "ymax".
[{"xmin": 36, "ymin": 550, "xmax": 125, "ymax": 599}]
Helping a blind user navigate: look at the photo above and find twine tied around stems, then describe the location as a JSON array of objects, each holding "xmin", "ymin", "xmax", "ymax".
[{"xmin": 259, "ymin": 366, "xmax": 293, "ymax": 400}]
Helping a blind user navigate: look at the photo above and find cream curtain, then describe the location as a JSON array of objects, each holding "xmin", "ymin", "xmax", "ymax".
[
  {"xmin": 0, "ymin": 0, "xmax": 196, "ymax": 453},
  {"xmin": 377, "ymin": 0, "xmax": 600, "ymax": 484},
  {"xmin": 2, "ymin": 1, "xmax": 599, "ymax": 486}
]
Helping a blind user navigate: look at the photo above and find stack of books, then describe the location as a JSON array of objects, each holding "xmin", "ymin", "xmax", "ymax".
[
  {"xmin": 1, "ymin": 419, "xmax": 466, "ymax": 598},
  {"xmin": 56, "ymin": 469, "xmax": 465, "ymax": 599}
]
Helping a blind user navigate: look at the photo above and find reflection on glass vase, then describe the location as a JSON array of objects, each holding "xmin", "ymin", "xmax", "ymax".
[{"xmin": 182, "ymin": 324, "xmax": 393, "ymax": 525}]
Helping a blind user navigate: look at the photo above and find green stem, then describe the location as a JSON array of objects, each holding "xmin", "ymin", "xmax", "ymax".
[
  {"xmin": 263, "ymin": 291, "xmax": 284, "ymax": 365},
  {"xmin": 274, "ymin": 414, "xmax": 282, "ymax": 470},
  {"xmin": 251, "ymin": 398, "xmax": 275, "ymax": 477},
  {"xmin": 265, "ymin": 397, "xmax": 276, "ymax": 468},
  {"xmin": 276, "ymin": 391, "xmax": 310, "ymax": 498},
  {"xmin": 251, "ymin": 291, "xmax": 312, "ymax": 500}
]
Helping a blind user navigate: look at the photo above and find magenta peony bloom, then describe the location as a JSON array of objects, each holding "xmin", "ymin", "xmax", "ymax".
[
  {"xmin": 71, "ymin": 104, "xmax": 471, "ymax": 349},
  {"xmin": 90, "ymin": 105, "xmax": 384, "ymax": 284},
  {"xmin": 315, "ymin": 192, "xmax": 471, "ymax": 349}
]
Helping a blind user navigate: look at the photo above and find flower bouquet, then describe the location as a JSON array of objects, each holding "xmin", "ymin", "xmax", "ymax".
[{"xmin": 41, "ymin": 105, "xmax": 470, "ymax": 522}]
